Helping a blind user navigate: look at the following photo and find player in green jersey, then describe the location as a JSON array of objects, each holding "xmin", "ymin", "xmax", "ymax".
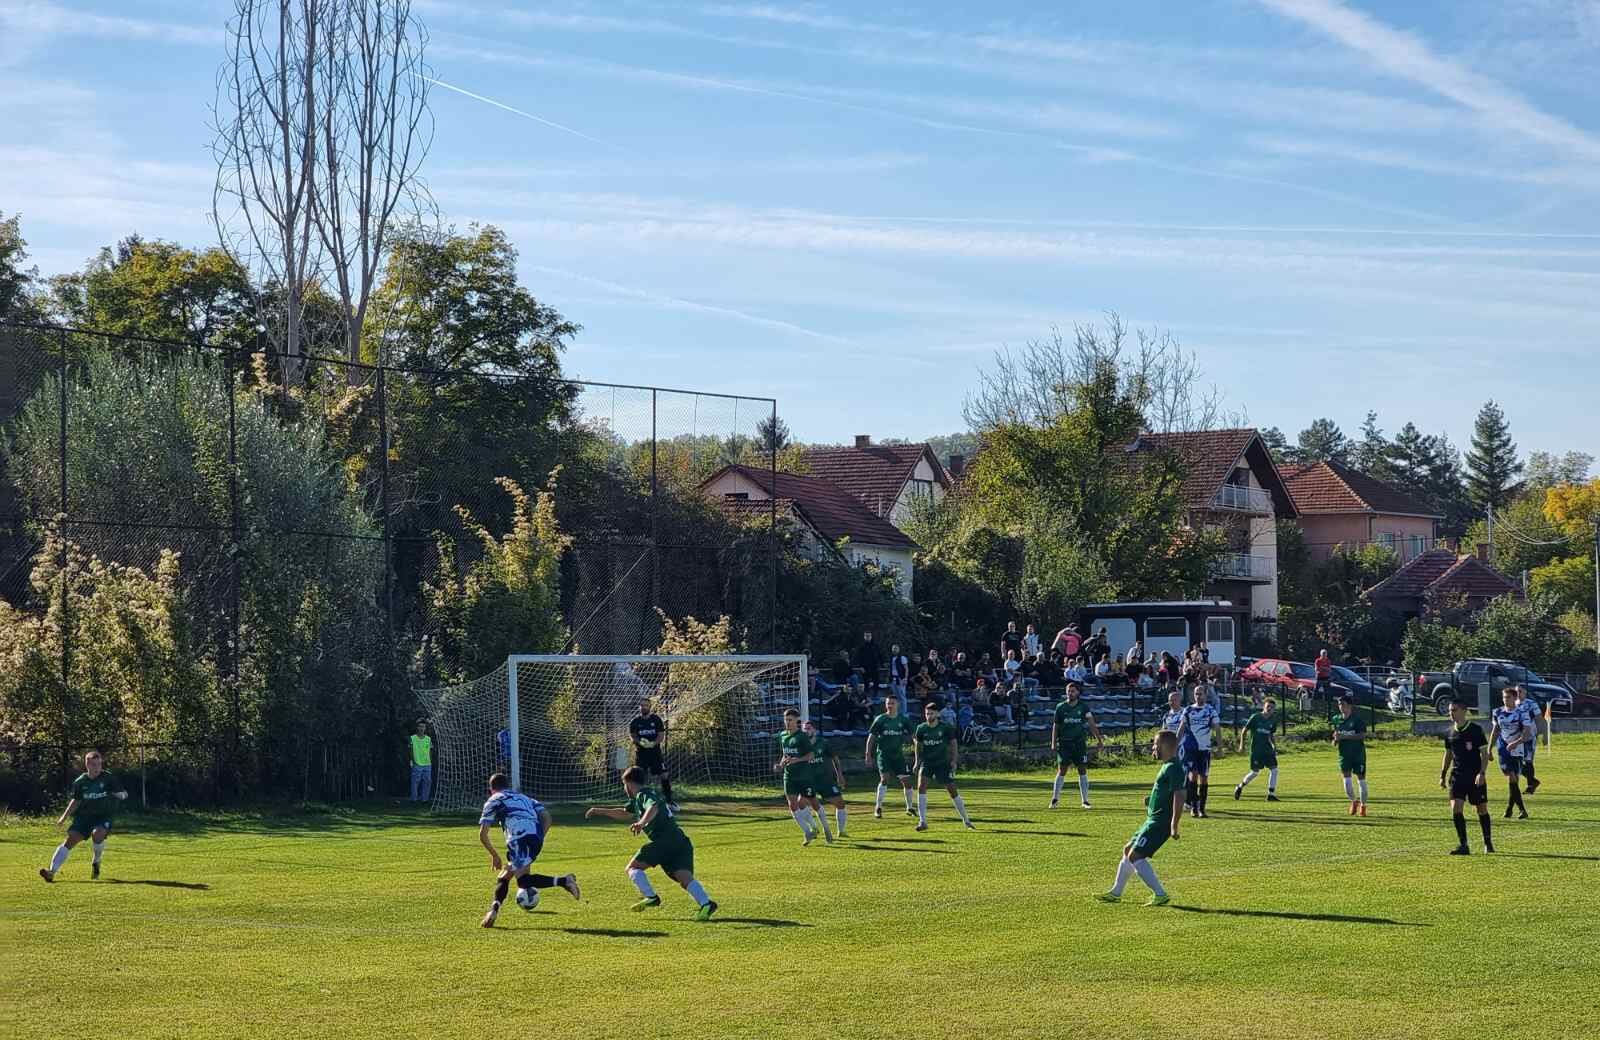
[
  {"xmin": 1049, "ymin": 683, "xmax": 1105, "ymax": 809},
  {"xmin": 865, "ymin": 693, "xmax": 916, "ymax": 819},
  {"xmin": 586, "ymin": 766, "xmax": 717, "ymax": 920},
  {"xmin": 774, "ymin": 708, "xmax": 826, "ymax": 844},
  {"xmin": 39, "ymin": 750, "xmax": 127, "ymax": 883},
  {"xmin": 912, "ymin": 699, "xmax": 974, "ymax": 831},
  {"xmin": 1332, "ymin": 695, "xmax": 1369, "ymax": 816},
  {"xmin": 802, "ymin": 720, "xmax": 848, "ymax": 839},
  {"xmin": 1096, "ymin": 730, "xmax": 1184, "ymax": 907},
  {"xmin": 1233, "ymin": 697, "xmax": 1282, "ymax": 801}
]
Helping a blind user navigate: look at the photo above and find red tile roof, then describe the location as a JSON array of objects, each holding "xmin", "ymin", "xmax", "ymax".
[
  {"xmin": 1366, "ymin": 548, "xmax": 1520, "ymax": 604},
  {"xmin": 802, "ymin": 443, "xmax": 948, "ymax": 519},
  {"xmin": 1281, "ymin": 460, "xmax": 1441, "ymax": 518},
  {"xmin": 703, "ymin": 465, "xmax": 918, "ymax": 550},
  {"xmin": 1125, "ymin": 428, "xmax": 1296, "ymax": 516}
]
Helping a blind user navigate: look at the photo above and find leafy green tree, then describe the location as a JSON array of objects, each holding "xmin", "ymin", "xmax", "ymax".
[
  {"xmin": 1461, "ymin": 494, "xmax": 1566, "ymax": 578},
  {"xmin": 1524, "ymin": 451, "xmax": 1592, "ymax": 493},
  {"xmin": 1288, "ymin": 418, "xmax": 1349, "ymax": 465},
  {"xmin": 1530, "ymin": 555, "xmax": 1593, "ymax": 618},
  {"xmin": 45, "ymin": 237, "xmax": 254, "ymax": 348},
  {"xmin": 1, "ymin": 211, "xmax": 40, "ymax": 321},
  {"xmin": 1391, "ymin": 422, "xmax": 1472, "ymax": 537},
  {"xmin": 1465, "ymin": 400, "xmax": 1522, "ymax": 513}
]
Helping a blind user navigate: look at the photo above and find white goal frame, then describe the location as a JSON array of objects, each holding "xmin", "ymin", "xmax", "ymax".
[{"xmin": 504, "ymin": 654, "xmax": 809, "ymax": 792}]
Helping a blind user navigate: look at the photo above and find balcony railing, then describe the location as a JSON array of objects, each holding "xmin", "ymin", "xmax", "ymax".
[
  {"xmin": 1211, "ymin": 483, "xmax": 1274, "ymax": 514},
  {"xmin": 1213, "ymin": 552, "xmax": 1275, "ymax": 581}
]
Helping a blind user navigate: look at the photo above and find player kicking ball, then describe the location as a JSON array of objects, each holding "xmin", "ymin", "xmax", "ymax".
[
  {"xmin": 1049, "ymin": 683, "xmax": 1104, "ymax": 809},
  {"xmin": 1439, "ymin": 698, "xmax": 1494, "ymax": 855},
  {"xmin": 1332, "ymin": 695, "xmax": 1369, "ymax": 816},
  {"xmin": 912, "ymin": 699, "xmax": 974, "ymax": 831},
  {"xmin": 1489, "ymin": 688, "xmax": 1530, "ymax": 820},
  {"xmin": 774, "ymin": 708, "xmax": 828, "ymax": 844},
  {"xmin": 1096, "ymin": 730, "xmax": 1184, "ymax": 907},
  {"xmin": 477, "ymin": 773, "xmax": 580, "ymax": 928},
  {"xmin": 39, "ymin": 750, "xmax": 127, "ymax": 883},
  {"xmin": 586, "ymin": 766, "xmax": 718, "ymax": 921},
  {"xmin": 802, "ymin": 720, "xmax": 849, "ymax": 839},
  {"xmin": 866, "ymin": 694, "xmax": 916, "ymax": 819},
  {"xmin": 1234, "ymin": 697, "xmax": 1282, "ymax": 802}
]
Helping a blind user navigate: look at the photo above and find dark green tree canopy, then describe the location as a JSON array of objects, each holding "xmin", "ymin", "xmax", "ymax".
[{"xmin": 1465, "ymin": 400, "xmax": 1522, "ymax": 513}]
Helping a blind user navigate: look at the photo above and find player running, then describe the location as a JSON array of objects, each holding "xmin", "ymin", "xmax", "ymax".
[
  {"xmin": 1096, "ymin": 730, "xmax": 1184, "ymax": 907},
  {"xmin": 1488, "ymin": 688, "xmax": 1529, "ymax": 819},
  {"xmin": 586, "ymin": 766, "xmax": 718, "ymax": 920},
  {"xmin": 1439, "ymin": 698, "xmax": 1494, "ymax": 855},
  {"xmin": 476, "ymin": 773, "xmax": 581, "ymax": 928},
  {"xmin": 39, "ymin": 750, "xmax": 127, "ymax": 883},
  {"xmin": 802, "ymin": 720, "xmax": 848, "ymax": 839},
  {"xmin": 1174, "ymin": 686, "xmax": 1220, "ymax": 817},
  {"xmin": 629, "ymin": 699, "xmax": 676, "ymax": 808},
  {"xmin": 1514, "ymin": 686, "xmax": 1542, "ymax": 794},
  {"xmin": 1234, "ymin": 697, "xmax": 1281, "ymax": 802},
  {"xmin": 912, "ymin": 700, "xmax": 974, "ymax": 831},
  {"xmin": 1049, "ymin": 683, "xmax": 1105, "ymax": 809},
  {"xmin": 1332, "ymin": 695, "xmax": 1369, "ymax": 816},
  {"xmin": 775, "ymin": 708, "xmax": 825, "ymax": 844},
  {"xmin": 865, "ymin": 693, "xmax": 916, "ymax": 819}
]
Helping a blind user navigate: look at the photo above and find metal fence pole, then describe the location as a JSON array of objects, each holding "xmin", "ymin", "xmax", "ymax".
[
  {"xmin": 57, "ymin": 327, "xmax": 70, "ymax": 784},
  {"xmin": 225, "ymin": 344, "xmax": 242, "ymax": 752}
]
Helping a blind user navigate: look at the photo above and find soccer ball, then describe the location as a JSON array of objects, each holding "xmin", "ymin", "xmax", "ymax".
[{"xmin": 516, "ymin": 887, "xmax": 540, "ymax": 911}]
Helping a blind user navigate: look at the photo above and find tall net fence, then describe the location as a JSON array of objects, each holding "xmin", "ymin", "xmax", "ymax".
[
  {"xmin": 416, "ymin": 655, "xmax": 807, "ymax": 810},
  {"xmin": 0, "ymin": 321, "xmax": 777, "ymax": 803}
]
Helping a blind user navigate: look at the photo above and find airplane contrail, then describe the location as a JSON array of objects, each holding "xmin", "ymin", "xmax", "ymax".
[{"xmin": 421, "ymin": 75, "xmax": 619, "ymax": 150}]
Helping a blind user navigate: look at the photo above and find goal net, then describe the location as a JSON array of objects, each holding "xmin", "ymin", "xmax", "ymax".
[{"xmin": 416, "ymin": 654, "xmax": 809, "ymax": 811}]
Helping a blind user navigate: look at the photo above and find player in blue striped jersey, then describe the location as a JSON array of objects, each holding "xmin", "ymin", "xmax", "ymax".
[
  {"xmin": 1514, "ymin": 687, "xmax": 1542, "ymax": 794},
  {"xmin": 1160, "ymin": 691, "xmax": 1185, "ymax": 734},
  {"xmin": 1175, "ymin": 687, "xmax": 1221, "ymax": 818},
  {"xmin": 1489, "ymin": 689, "xmax": 1530, "ymax": 819},
  {"xmin": 478, "ymin": 773, "xmax": 580, "ymax": 928}
]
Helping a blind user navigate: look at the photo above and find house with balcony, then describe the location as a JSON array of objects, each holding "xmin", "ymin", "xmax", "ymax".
[
  {"xmin": 1123, "ymin": 429, "xmax": 1297, "ymax": 641},
  {"xmin": 802, "ymin": 436, "xmax": 952, "ymax": 528},
  {"xmin": 1279, "ymin": 459, "xmax": 1441, "ymax": 563}
]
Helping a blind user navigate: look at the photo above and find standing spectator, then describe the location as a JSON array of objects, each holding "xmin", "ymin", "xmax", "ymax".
[
  {"xmin": 409, "ymin": 721, "xmax": 433, "ymax": 803},
  {"xmin": 888, "ymin": 643, "xmax": 910, "ymax": 712},
  {"xmin": 1023, "ymin": 624, "xmax": 1041, "ymax": 658},
  {"xmin": 1314, "ymin": 649, "xmax": 1334, "ymax": 698},
  {"xmin": 1053, "ymin": 624, "xmax": 1083, "ymax": 659},
  {"xmin": 1000, "ymin": 621, "xmax": 1024, "ymax": 662},
  {"xmin": 856, "ymin": 631, "xmax": 885, "ymax": 695}
]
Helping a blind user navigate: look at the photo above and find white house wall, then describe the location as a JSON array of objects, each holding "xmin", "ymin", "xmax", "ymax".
[
  {"xmin": 848, "ymin": 544, "xmax": 915, "ymax": 601},
  {"xmin": 889, "ymin": 455, "xmax": 947, "ymax": 525}
]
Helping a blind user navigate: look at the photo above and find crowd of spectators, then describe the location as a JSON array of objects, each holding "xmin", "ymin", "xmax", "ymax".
[{"xmin": 811, "ymin": 621, "xmax": 1230, "ymax": 732}]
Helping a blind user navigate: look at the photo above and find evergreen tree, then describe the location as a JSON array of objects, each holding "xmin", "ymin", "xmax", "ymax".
[
  {"xmin": 1352, "ymin": 411, "xmax": 1398, "ymax": 481},
  {"xmin": 1391, "ymin": 423, "xmax": 1472, "ymax": 536},
  {"xmin": 757, "ymin": 414, "xmax": 791, "ymax": 453},
  {"xmin": 1465, "ymin": 400, "xmax": 1523, "ymax": 513},
  {"xmin": 1259, "ymin": 426, "xmax": 1289, "ymax": 463},
  {"xmin": 1291, "ymin": 418, "xmax": 1349, "ymax": 464}
]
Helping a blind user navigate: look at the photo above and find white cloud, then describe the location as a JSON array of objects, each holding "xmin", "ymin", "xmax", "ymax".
[{"xmin": 0, "ymin": 2, "xmax": 222, "ymax": 48}]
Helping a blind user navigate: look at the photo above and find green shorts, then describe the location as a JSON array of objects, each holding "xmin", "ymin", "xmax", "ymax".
[
  {"xmin": 1338, "ymin": 745, "xmax": 1367, "ymax": 776},
  {"xmin": 69, "ymin": 817, "xmax": 113, "ymax": 838},
  {"xmin": 809, "ymin": 777, "xmax": 843, "ymax": 801},
  {"xmin": 875, "ymin": 751, "xmax": 909, "ymax": 777},
  {"xmin": 1250, "ymin": 748, "xmax": 1278, "ymax": 771},
  {"xmin": 1056, "ymin": 740, "xmax": 1089, "ymax": 770},
  {"xmin": 635, "ymin": 835, "xmax": 694, "ymax": 877},
  {"xmin": 920, "ymin": 761, "xmax": 954, "ymax": 786},
  {"xmin": 1129, "ymin": 823, "xmax": 1168, "ymax": 859},
  {"xmin": 783, "ymin": 772, "xmax": 810, "ymax": 797}
]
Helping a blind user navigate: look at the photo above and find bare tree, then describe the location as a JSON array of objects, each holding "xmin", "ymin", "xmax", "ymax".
[{"xmin": 212, "ymin": 0, "xmax": 432, "ymax": 383}]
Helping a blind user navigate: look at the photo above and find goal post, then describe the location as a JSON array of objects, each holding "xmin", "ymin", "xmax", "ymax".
[{"xmin": 418, "ymin": 653, "xmax": 809, "ymax": 811}]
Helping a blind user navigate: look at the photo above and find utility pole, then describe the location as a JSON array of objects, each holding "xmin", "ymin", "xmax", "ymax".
[
  {"xmin": 1592, "ymin": 518, "xmax": 1599, "ymax": 660},
  {"xmin": 1487, "ymin": 501, "xmax": 1494, "ymax": 565}
]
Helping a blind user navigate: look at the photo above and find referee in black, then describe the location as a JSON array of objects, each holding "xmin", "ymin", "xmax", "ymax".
[
  {"xmin": 1440, "ymin": 697, "xmax": 1494, "ymax": 855},
  {"xmin": 629, "ymin": 699, "xmax": 676, "ymax": 808}
]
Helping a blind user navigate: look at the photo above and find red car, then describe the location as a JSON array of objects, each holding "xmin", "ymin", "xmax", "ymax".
[{"xmin": 1239, "ymin": 658, "xmax": 1320, "ymax": 691}]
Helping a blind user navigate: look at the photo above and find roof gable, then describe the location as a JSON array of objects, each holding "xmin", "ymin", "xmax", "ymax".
[
  {"xmin": 801, "ymin": 442, "xmax": 948, "ymax": 518},
  {"xmin": 700, "ymin": 465, "xmax": 918, "ymax": 550},
  {"xmin": 1281, "ymin": 459, "xmax": 1441, "ymax": 518},
  {"xmin": 1366, "ymin": 547, "xmax": 1520, "ymax": 602},
  {"xmin": 1128, "ymin": 428, "xmax": 1297, "ymax": 517}
]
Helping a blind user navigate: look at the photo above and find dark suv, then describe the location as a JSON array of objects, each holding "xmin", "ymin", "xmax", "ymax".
[{"xmin": 1414, "ymin": 659, "xmax": 1574, "ymax": 716}]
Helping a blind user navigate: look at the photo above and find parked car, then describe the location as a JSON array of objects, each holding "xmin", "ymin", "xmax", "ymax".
[
  {"xmin": 1328, "ymin": 666, "xmax": 1384, "ymax": 706},
  {"xmin": 1414, "ymin": 659, "xmax": 1574, "ymax": 716}
]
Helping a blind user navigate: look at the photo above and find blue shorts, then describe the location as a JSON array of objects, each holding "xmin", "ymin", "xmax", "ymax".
[
  {"xmin": 506, "ymin": 833, "xmax": 544, "ymax": 871},
  {"xmin": 1182, "ymin": 749, "xmax": 1212, "ymax": 777},
  {"xmin": 1496, "ymin": 746, "xmax": 1523, "ymax": 775}
]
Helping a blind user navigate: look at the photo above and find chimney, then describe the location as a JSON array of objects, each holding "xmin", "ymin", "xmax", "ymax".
[
  {"xmin": 854, "ymin": 434, "xmax": 871, "ymax": 449},
  {"xmin": 948, "ymin": 453, "xmax": 966, "ymax": 478},
  {"xmin": 1475, "ymin": 542, "xmax": 1488, "ymax": 562}
]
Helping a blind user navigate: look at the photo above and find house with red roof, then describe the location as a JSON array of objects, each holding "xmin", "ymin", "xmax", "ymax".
[
  {"xmin": 699, "ymin": 463, "xmax": 920, "ymax": 600},
  {"xmin": 802, "ymin": 436, "xmax": 952, "ymax": 527},
  {"xmin": 1364, "ymin": 545, "xmax": 1521, "ymax": 619},
  {"xmin": 1280, "ymin": 459, "xmax": 1441, "ymax": 563}
]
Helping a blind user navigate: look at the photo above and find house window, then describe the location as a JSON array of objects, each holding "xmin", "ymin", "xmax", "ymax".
[
  {"xmin": 724, "ymin": 492, "xmax": 749, "ymax": 501},
  {"xmin": 907, "ymin": 479, "xmax": 935, "ymax": 500}
]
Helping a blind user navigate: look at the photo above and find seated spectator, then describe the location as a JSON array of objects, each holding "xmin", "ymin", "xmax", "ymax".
[
  {"xmin": 940, "ymin": 700, "xmax": 957, "ymax": 726},
  {"xmin": 971, "ymin": 678, "xmax": 993, "ymax": 717},
  {"xmin": 991, "ymin": 682, "xmax": 1016, "ymax": 725},
  {"xmin": 1019, "ymin": 652, "xmax": 1039, "ymax": 688},
  {"xmin": 814, "ymin": 649, "xmax": 854, "ymax": 695},
  {"xmin": 913, "ymin": 665, "xmax": 937, "ymax": 698},
  {"xmin": 1093, "ymin": 653, "xmax": 1111, "ymax": 680},
  {"xmin": 957, "ymin": 702, "xmax": 975, "ymax": 733},
  {"xmin": 1065, "ymin": 657, "xmax": 1088, "ymax": 684},
  {"xmin": 1003, "ymin": 649, "xmax": 1023, "ymax": 686},
  {"xmin": 822, "ymin": 685, "xmax": 866, "ymax": 729},
  {"xmin": 951, "ymin": 653, "xmax": 975, "ymax": 690},
  {"xmin": 1136, "ymin": 669, "xmax": 1156, "ymax": 690}
]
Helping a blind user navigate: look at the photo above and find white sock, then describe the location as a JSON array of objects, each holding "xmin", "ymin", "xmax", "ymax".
[
  {"xmin": 917, "ymin": 791, "xmax": 928, "ymax": 823},
  {"xmin": 627, "ymin": 868, "xmax": 657, "ymax": 899},
  {"xmin": 792, "ymin": 810, "xmax": 813, "ymax": 837},
  {"xmin": 91, "ymin": 841, "xmax": 105, "ymax": 865},
  {"xmin": 1110, "ymin": 857, "xmax": 1134, "ymax": 896},
  {"xmin": 1240, "ymin": 770, "xmax": 1259, "ymax": 788},
  {"xmin": 1358, "ymin": 779, "xmax": 1369, "ymax": 804},
  {"xmin": 1132, "ymin": 858, "xmax": 1166, "ymax": 897},
  {"xmin": 685, "ymin": 879, "xmax": 710, "ymax": 907},
  {"xmin": 1051, "ymin": 774, "xmax": 1065, "ymax": 802},
  {"xmin": 836, "ymin": 807, "xmax": 847, "ymax": 833},
  {"xmin": 1268, "ymin": 768, "xmax": 1279, "ymax": 791},
  {"xmin": 875, "ymin": 783, "xmax": 887, "ymax": 810},
  {"xmin": 903, "ymin": 786, "xmax": 914, "ymax": 811},
  {"xmin": 1077, "ymin": 774, "xmax": 1091, "ymax": 804},
  {"xmin": 1343, "ymin": 776, "xmax": 1355, "ymax": 800},
  {"xmin": 49, "ymin": 843, "xmax": 70, "ymax": 873},
  {"xmin": 951, "ymin": 794, "xmax": 970, "ymax": 825}
]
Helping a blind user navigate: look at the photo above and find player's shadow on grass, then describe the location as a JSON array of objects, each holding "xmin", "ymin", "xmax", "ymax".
[
  {"xmin": 1225, "ymin": 814, "xmax": 1390, "ymax": 827},
  {"xmin": 1496, "ymin": 851, "xmax": 1600, "ymax": 862},
  {"xmin": 557, "ymin": 927, "xmax": 668, "ymax": 939},
  {"xmin": 711, "ymin": 917, "xmax": 812, "ymax": 929},
  {"xmin": 103, "ymin": 878, "xmax": 210, "ymax": 891},
  {"xmin": 989, "ymin": 829, "xmax": 1088, "ymax": 838},
  {"xmin": 847, "ymin": 843, "xmax": 956, "ymax": 856},
  {"xmin": 1171, "ymin": 906, "xmax": 1427, "ymax": 927},
  {"xmin": 857, "ymin": 836, "xmax": 950, "ymax": 844}
]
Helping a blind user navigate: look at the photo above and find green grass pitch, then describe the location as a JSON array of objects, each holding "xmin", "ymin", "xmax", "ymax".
[{"xmin": 4, "ymin": 737, "xmax": 1599, "ymax": 1040}]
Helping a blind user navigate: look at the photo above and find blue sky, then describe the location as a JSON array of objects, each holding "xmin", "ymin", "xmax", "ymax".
[{"xmin": 3, "ymin": 1, "xmax": 1599, "ymax": 456}]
